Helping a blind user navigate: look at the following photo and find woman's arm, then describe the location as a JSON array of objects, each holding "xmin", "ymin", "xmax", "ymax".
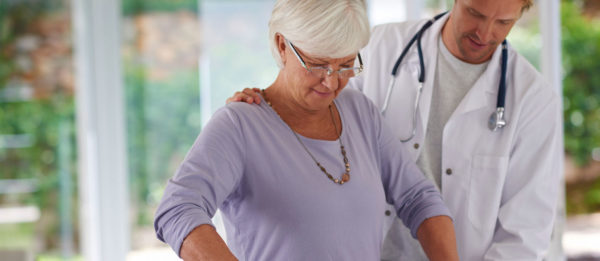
[
  {"xmin": 154, "ymin": 107, "xmax": 246, "ymax": 258},
  {"xmin": 359, "ymin": 90, "xmax": 458, "ymax": 260},
  {"xmin": 416, "ymin": 216, "xmax": 459, "ymax": 261},
  {"xmin": 180, "ymin": 224, "xmax": 237, "ymax": 261}
]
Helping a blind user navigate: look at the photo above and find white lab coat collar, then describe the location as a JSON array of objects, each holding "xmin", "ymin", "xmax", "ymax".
[
  {"xmin": 417, "ymin": 12, "xmax": 509, "ymax": 122},
  {"xmin": 417, "ymin": 12, "xmax": 447, "ymax": 134},
  {"xmin": 452, "ymin": 42, "xmax": 505, "ymax": 116}
]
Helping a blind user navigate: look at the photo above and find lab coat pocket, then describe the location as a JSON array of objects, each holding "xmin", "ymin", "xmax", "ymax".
[{"xmin": 468, "ymin": 155, "xmax": 509, "ymax": 233}]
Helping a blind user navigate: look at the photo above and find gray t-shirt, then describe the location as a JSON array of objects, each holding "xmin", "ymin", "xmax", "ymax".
[
  {"xmin": 154, "ymin": 89, "xmax": 450, "ymax": 260},
  {"xmin": 416, "ymin": 35, "xmax": 489, "ymax": 190}
]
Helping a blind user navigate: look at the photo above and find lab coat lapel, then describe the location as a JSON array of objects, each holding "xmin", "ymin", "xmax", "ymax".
[
  {"xmin": 418, "ymin": 13, "xmax": 448, "ymax": 135},
  {"xmin": 450, "ymin": 43, "xmax": 504, "ymax": 117}
]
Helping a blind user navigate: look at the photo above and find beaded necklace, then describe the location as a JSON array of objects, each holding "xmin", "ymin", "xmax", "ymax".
[{"xmin": 262, "ymin": 89, "xmax": 350, "ymax": 185}]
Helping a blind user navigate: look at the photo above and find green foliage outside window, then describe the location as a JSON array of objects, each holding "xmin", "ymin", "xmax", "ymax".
[
  {"xmin": 123, "ymin": 61, "xmax": 202, "ymax": 226},
  {"xmin": 562, "ymin": 0, "xmax": 600, "ymax": 214},
  {"xmin": 562, "ymin": 1, "xmax": 600, "ymax": 166},
  {"xmin": 0, "ymin": 0, "xmax": 78, "ymax": 252},
  {"xmin": 122, "ymin": 0, "xmax": 197, "ymax": 15}
]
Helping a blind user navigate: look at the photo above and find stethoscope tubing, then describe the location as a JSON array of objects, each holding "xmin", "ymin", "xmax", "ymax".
[
  {"xmin": 382, "ymin": 12, "xmax": 447, "ymax": 115},
  {"xmin": 381, "ymin": 12, "xmax": 509, "ymax": 141},
  {"xmin": 497, "ymin": 42, "xmax": 508, "ymax": 108}
]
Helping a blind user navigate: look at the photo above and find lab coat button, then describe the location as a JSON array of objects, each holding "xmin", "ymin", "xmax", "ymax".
[
  {"xmin": 445, "ymin": 168, "xmax": 453, "ymax": 175},
  {"xmin": 413, "ymin": 143, "xmax": 419, "ymax": 149},
  {"xmin": 385, "ymin": 210, "xmax": 391, "ymax": 216}
]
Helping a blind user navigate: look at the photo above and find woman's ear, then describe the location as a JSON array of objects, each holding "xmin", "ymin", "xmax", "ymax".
[{"xmin": 275, "ymin": 33, "xmax": 287, "ymax": 66}]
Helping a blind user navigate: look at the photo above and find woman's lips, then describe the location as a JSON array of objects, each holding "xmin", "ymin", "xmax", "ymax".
[{"xmin": 312, "ymin": 89, "xmax": 333, "ymax": 97}]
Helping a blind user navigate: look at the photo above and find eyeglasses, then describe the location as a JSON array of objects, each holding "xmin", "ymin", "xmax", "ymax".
[{"xmin": 285, "ymin": 38, "xmax": 363, "ymax": 79}]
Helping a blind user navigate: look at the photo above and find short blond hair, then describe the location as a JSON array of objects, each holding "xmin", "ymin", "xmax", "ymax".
[{"xmin": 268, "ymin": 0, "xmax": 370, "ymax": 68}]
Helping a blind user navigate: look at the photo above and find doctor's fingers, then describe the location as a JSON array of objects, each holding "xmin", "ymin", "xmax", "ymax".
[{"xmin": 226, "ymin": 88, "xmax": 262, "ymax": 104}]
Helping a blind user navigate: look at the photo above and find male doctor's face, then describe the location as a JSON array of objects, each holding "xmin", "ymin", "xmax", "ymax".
[{"xmin": 445, "ymin": 0, "xmax": 523, "ymax": 64}]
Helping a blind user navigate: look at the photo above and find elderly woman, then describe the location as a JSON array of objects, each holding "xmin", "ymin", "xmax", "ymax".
[{"xmin": 154, "ymin": 0, "xmax": 458, "ymax": 260}]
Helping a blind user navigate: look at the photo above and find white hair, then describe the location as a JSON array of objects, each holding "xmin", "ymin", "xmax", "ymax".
[{"xmin": 268, "ymin": 0, "xmax": 370, "ymax": 68}]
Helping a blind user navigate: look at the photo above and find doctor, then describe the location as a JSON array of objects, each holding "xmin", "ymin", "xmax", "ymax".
[
  {"xmin": 354, "ymin": 0, "xmax": 562, "ymax": 259},
  {"xmin": 228, "ymin": 0, "xmax": 563, "ymax": 260}
]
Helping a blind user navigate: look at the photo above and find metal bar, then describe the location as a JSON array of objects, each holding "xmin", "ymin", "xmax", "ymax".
[
  {"xmin": 539, "ymin": 0, "xmax": 562, "ymax": 93},
  {"xmin": 539, "ymin": 1, "xmax": 565, "ymax": 260}
]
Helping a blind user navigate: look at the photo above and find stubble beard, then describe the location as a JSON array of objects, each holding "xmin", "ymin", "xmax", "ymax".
[{"xmin": 456, "ymin": 33, "xmax": 498, "ymax": 64}]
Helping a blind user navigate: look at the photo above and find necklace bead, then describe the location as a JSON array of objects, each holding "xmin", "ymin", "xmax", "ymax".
[{"xmin": 262, "ymin": 89, "xmax": 351, "ymax": 185}]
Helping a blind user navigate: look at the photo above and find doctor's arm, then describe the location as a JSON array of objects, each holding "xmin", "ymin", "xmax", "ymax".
[{"xmin": 484, "ymin": 92, "xmax": 562, "ymax": 260}]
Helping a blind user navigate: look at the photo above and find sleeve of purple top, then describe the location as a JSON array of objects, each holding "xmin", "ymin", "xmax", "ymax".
[
  {"xmin": 372, "ymin": 98, "xmax": 453, "ymax": 239},
  {"xmin": 153, "ymin": 107, "xmax": 245, "ymax": 257}
]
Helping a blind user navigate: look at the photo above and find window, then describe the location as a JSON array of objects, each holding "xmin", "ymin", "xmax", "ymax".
[{"xmin": 0, "ymin": 0, "xmax": 78, "ymax": 259}]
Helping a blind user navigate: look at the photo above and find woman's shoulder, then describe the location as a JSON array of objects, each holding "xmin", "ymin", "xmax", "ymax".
[
  {"xmin": 337, "ymin": 88, "xmax": 377, "ymax": 110},
  {"xmin": 208, "ymin": 100, "xmax": 270, "ymax": 130},
  {"xmin": 223, "ymin": 99, "xmax": 264, "ymax": 115}
]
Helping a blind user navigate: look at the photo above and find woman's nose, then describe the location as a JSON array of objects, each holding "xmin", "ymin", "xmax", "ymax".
[{"xmin": 321, "ymin": 72, "xmax": 339, "ymax": 91}]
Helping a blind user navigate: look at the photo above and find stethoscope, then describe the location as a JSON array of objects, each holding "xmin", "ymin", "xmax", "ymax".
[{"xmin": 380, "ymin": 12, "xmax": 508, "ymax": 142}]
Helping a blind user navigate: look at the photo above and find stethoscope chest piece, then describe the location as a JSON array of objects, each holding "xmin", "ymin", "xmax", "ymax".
[{"xmin": 488, "ymin": 107, "xmax": 506, "ymax": 131}]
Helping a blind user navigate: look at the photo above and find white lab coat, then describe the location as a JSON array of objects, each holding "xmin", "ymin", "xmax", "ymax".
[{"xmin": 348, "ymin": 13, "xmax": 563, "ymax": 260}]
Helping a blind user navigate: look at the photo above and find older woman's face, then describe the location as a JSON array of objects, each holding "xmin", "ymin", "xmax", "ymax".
[{"xmin": 278, "ymin": 36, "xmax": 357, "ymax": 112}]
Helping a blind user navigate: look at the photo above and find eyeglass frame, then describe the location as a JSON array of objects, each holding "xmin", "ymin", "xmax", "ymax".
[{"xmin": 285, "ymin": 38, "xmax": 364, "ymax": 79}]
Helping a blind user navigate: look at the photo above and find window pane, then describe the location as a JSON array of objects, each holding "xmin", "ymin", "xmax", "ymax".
[
  {"xmin": 200, "ymin": 0, "xmax": 278, "ymax": 118},
  {"xmin": 122, "ymin": 1, "xmax": 276, "ymax": 259},
  {"xmin": 122, "ymin": 1, "xmax": 200, "ymax": 260},
  {"xmin": 0, "ymin": 0, "xmax": 79, "ymax": 259},
  {"xmin": 506, "ymin": 7, "xmax": 541, "ymax": 70}
]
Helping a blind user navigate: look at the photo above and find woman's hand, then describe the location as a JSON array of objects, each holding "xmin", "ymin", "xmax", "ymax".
[{"xmin": 226, "ymin": 87, "xmax": 262, "ymax": 104}]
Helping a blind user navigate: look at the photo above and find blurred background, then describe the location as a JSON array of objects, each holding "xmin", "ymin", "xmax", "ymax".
[{"xmin": 0, "ymin": 0, "xmax": 598, "ymax": 260}]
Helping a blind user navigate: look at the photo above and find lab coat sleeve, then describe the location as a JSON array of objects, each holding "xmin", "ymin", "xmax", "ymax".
[
  {"xmin": 483, "ymin": 87, "xmax": 562, "ymax": 260},
  {"xmin": 153, "ymin": 107, "xmax": 245, "ymax": 257},
  {"xmin": 369, "ymin": 96, "xmax": 452, "ymax": 239}
]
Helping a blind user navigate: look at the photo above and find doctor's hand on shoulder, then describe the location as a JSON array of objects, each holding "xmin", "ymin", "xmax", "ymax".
[{"xmin": 226, "ymin": 87, "xmax": 262, "ymax": 105}]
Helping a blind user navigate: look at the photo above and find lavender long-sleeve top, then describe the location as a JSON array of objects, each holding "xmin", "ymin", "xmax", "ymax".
[{"xmin": 154, "ymin": 89, "xmax": 451, "ymax": 260}]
